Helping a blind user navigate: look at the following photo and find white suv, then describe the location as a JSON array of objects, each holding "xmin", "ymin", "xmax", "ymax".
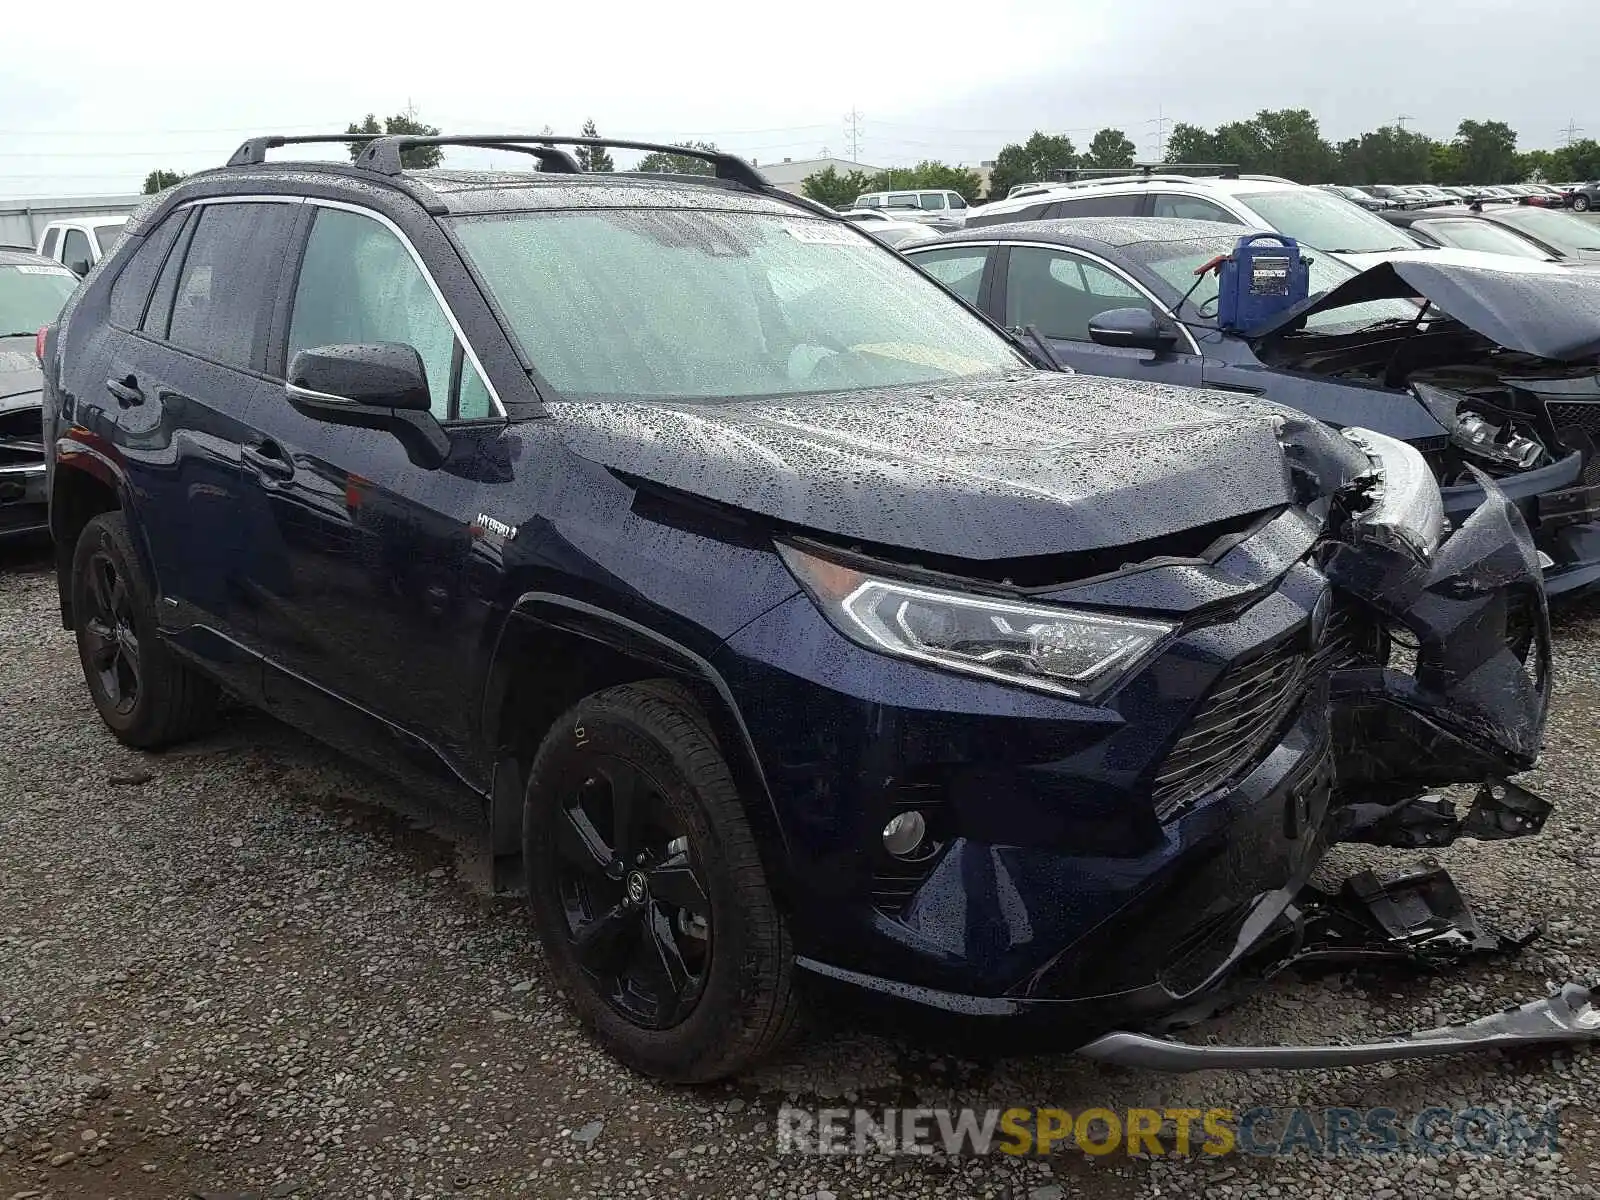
[
  {"xmin": 851, "ymin": 189, "xmax": 969, "ymax": 229},
  {"xmin": 962, "ymin": 175, "xmax": 1521, "ymax": 271}
]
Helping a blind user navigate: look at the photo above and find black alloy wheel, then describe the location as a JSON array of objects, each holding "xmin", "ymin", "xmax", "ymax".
[
  {"xmin": 554, "ymin": 755, "xmax": 712, "ymax": 1029},
  {"xmin": 80, "ymin": 549, "xmax": 142, "ymax": 717}
]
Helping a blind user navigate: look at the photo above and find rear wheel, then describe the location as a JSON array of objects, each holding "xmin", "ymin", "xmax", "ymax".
[
  {"xmin": 70, "ymin": 512, "xmax": 218, "ymax": 748},
  {"xmin": 523, "ymin": 682, "xmax": 800, "ymax": 1081},
  {"xmin": 1575, "ymin": 194, "xmax": 1592, "ymax": 212}
]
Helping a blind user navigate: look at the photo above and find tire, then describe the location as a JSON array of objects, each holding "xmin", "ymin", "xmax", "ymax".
[
  {"xmin": 523, "ymin": 682, "xmax": 801, "ymax": 1081},
  {"xmin": 1575, "ymin": 194, "xmax": 1592, "ymax": 212},
  {"xmin": 70, "ymin": 511, "xmax": 219, "ymax": 748}
]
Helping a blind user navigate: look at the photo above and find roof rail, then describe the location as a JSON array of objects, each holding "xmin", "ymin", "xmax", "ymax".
[
  {"xmin": 226, "ymin": 134, "xmax": 381, "ymax": 167},
  {"xmin": 226, "ymin": 133, "xmax": 584, "ymax": 174},
  {"xmin": 349, "ymin": 134, "xmax": 770, "ymax": 191},
  {"xmin": 1052, "ymin": 162, "xmax": 1241, "ymax": 183},
  {"xmin": 1236, "ymin": 174, "xmax": 1297, "ymax": 184}
]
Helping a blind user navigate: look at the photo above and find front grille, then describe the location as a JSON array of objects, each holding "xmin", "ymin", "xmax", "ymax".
[
  {"xmin": 1151, "ymin": 640, "xmax": 1308, "ymax": 821},
  {"xmin": 0, "ymin": 405, "xmax": 43, "ymax": 469},
  {"xmin": 1547, "ymin": 401, "xmax": 1600, "ymax": 484}
]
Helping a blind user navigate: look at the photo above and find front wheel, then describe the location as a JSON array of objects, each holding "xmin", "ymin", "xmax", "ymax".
[
  {"xmin": 523, "ymin": 682, "xmax": 801, "ymax": 1081},
  {"xmin": 1575, "ymin": 194, "xmax": 1592, "ymax": 212}
]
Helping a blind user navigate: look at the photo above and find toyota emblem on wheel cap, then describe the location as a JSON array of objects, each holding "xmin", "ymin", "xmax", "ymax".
[{"xmin": 626, "ymin": 871, "xmax": 647, "ymax": 904}]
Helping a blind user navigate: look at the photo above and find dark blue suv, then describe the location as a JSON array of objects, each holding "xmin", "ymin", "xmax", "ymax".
[{"xmin": 40, "ymin": 135, "xmax": 1557, "ymax": 1081}]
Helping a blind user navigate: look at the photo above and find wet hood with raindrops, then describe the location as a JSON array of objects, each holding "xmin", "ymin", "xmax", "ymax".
[{"xmin": 545, "ymin": 371, "xmax": 1309, "ymax": 560}]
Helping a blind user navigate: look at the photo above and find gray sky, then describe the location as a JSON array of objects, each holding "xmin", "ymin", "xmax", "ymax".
[{"xmin": 3, "ymin": 0, "xmax": 1595, "ymax": 198}]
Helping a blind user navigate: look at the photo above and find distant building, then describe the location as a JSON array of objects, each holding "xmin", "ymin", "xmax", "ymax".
[{"xmin": 756, "ymin": 157, "xmax": 882, "ymax": 196}]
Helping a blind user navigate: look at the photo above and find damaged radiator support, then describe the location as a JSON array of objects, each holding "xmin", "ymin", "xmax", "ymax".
[{"xmin": 1077, "ymin": 857, "xmax": 1599, "ymax": 1071}]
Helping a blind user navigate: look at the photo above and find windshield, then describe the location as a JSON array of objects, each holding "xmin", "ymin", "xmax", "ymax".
[
  {"xmin": 1128, "ymin": 238, "xmax": 1420, "ymax": 333},
  {"xmin": 1417, "ymin": 219, "xmax": 1552, "ymax": 259},
  {"xmin": 0, "ymin": 263, "xmax": 78, "ymax": 335},
  {"xmin": 451, "ymin": 210, "xmax": 1023, "ymax": 401},
  {"xmin": 1240, "ymin": 188, "xmax": 1418, "ymax": 252},
  {"xmin": 1492, "ymin": 207, "xmax": 1600, "ymax": 254}
]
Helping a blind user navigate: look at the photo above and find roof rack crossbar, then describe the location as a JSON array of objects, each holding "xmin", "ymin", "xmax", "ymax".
[
  {"xmin": 350, "ymin": 134, "xmax": 770, "ymax": 190},
  {"xmin": 226, "ymin": 135, "xmax": 380, "ymax": 167}
]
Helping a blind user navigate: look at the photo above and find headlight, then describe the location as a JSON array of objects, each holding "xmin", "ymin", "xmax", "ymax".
[
  {"xmin": 1414, "ymin": 382, "xmax": 1545, "ymax": 470},
  {"xmin": 778, "ymin": 543, "xmax": 1175, "ymax": 700},
  {"xmin": 1341, "ymin": 426, "xmax": 1446, "ymax": 560}
]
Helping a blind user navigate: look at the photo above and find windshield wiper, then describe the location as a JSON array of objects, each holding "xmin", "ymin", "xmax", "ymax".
[{"xmin": 1014, "ymin": 323, "xmax": 1065, "ymax": 372}]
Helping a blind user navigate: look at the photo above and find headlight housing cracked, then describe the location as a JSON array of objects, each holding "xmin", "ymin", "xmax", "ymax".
[
  {"xmin": 1341, "ymin": 426, "xmax": 1447, "ymax": 561},
  {"xmin": 779, "ymin": 543, "xmax": 1175, "ymax": 700}
]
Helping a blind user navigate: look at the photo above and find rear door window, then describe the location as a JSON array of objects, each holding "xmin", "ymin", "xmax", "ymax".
[
  {"xmin": 165, "ymin": 203, "xmax": 299, "ymax": 370},
  {"xmin": 1048, "ymin": 194, "xmax": 1145, "ymax": 218},
  {"xmin": 919, "ymin": 193, "xmax": 946, "ymax": 211},
  {"xmin": 41, "ymin": 229, "xmax": 60, "ymax": 259}
]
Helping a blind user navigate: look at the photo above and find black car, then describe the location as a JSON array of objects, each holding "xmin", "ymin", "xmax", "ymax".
[
  {"xmin": 39, "ymin": 135, "xmax": 1580, "ymax": 1081},
  {"xmin": 1377, "ymin": 207, "xmax": 1570, "ymax": 261},
  {"xmin": 1, "ymin": 247, "xmax": 79, "ymax": 538},
  {"xmin": 1313, "ymin": 184, "xmax": 1394, "ymax": 212},
  {"xmin": 905, "ymin": 217, "xmax": 1600, "ymax": 595},
  {"xmin": 1566, "ymin": 181, "xmax": 1599, "ymax": 212}
]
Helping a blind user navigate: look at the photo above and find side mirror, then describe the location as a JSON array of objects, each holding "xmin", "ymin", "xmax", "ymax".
[
  {"xmin": 286, "ymin": 342, "xmax": 449, "ymax": 469},
  {"xmin": 1087, "ymin": 307, "xmax": 1178, "ymax": 352}
]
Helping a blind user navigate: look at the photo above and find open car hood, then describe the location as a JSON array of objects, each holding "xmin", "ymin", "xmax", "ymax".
[{"xmin": 1249, "ymin": 258, "xmax": 1600, "ymax": 362}]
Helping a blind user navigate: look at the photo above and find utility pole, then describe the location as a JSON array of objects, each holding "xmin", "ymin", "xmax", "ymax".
[
  {"xmin": 1561, "ymin": 118, "xmax": 1583, "ymax": 146},
  {"xmin": 1146, "ymin": 105, "xmax": 1169, "ymax": 162},
  {"xmin": 1395, "ymin": 114, "xmax": 1413, "ymax": 131},
  {"xmin": 845, "ymin": 108, "xmax": 864, "ymax": 162}
]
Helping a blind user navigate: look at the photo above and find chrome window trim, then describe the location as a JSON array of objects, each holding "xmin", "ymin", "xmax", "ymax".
[
  {"xmin": 175, "ymin": 194, "xmax": 507, "ymax": 418},
  {"xmin": 908, "ymin": 238, "xmax": 1203, "ymax": 356}
]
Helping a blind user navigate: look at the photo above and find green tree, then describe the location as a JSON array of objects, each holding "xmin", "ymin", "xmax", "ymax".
[
  {"xmin": 1550, "ymin": 139, "xmax": 1600, "ymax": 181},
  {"xmin": 142, "ymin": 169, "xmax": 186, "ymax": 194},
  {"xmin": 1250, "ymin": 109, "xmax": 1336, "ymax": 181},
  {"xmin": 987, "ymin": 132, "xmax": 1077, "ymax": 198},
  {"xmin": 1453, "ymin": 119, "xmax": 1519, "ymax": 184},
  {"xmin": 864, "ymin": 161, "xmax": 982, "ymax": 203},
  {"xmin": 636, "ymin": 140, "xmax": 718, "ymax": 175},
  {"xmin": 802, "ymin": 165, "xmax": 874, "ymax": 208},
  {"xmin": 344, "ymin": 110, "xmax": 443, "ymax": 169},
  {"xmin": 1335, "ymin": 126, "xmax": 1436, "ymax": 184},
  {"xmin": 1080, "ymin": 128, "xmax": 1136, "ymax": 171},
  {"xmin": 575, "ymin": 119, "xmax": 614, "ymax": 172},
  {"xmin": 1163, "ymin": 123, "xmax": 1217, "ymax": 164}
]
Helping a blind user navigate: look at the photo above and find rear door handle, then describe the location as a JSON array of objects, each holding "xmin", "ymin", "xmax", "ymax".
[
  {"xmin": 242, "ymin": 440, "xmax": 295, "ymax": 480},
  {"xmin": 106, "ymin": 375, "xmax": 144, "ymax": 407}
]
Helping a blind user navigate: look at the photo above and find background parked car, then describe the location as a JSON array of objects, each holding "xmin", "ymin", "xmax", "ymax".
[
  {"xmin": 0, "ymin": 247, "xmax": 79, "ymax": 539},
  {"xmin": 850, "ymin": 189, "xmax": 969, "ymax": 229},
  {"xmin": 35, "ymin": 216, "xmax": 129, "ymax": 276},
  {"xmin": 1314, "ymin": 184, "xmax": 1394, "ymax": 211},
  {"xmin": 840, "ymin": 209, "xmax": 942, "ymax": 247},
  {"xmin": 1469, "ymin": 204, "xmax": 1600, "ymax": 260},
  {"xmin": 1379, "ymin": 207, "xmax": 1567, "ymax": 260},
  {"xmin": 1569, "ymin": 181, "xmax": 1600, "ymax": 212},
  {"xmin": 904, "ymin": 216, "xmax": 1600, "ymax": 594}
]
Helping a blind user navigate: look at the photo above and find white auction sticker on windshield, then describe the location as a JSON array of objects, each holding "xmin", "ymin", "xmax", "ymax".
[
  {"xmin": 785, "ymin": 222, "xmax": 860, "ymax": 245},
  {"xmin": 12, "ymin": 265, "xmax": 76, "ymax": 276}
]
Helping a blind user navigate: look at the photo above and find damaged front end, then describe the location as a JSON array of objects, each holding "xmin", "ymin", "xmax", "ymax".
[{"xmin": 1080, "ymin": 419, "xmax": 1584, "ymax": 1071}]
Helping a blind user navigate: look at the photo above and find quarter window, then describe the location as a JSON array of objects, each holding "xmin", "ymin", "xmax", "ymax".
[
  {"xmin": 41, "ymin": 229, "xmax": 60, "ymax": 259},
  {"xmin": 166, "ymin": 203, "xmax": 298, "ymax": 369},
  {"xmin": 1048, "ymin": 194, "xmax": 1145, "ymax": 218},
  {"xmin": 288, "ymin": 207, "xmax": 488, "ymax": 421},
  {"xmin": 1149, "ymin": 194, "xmax": 1241, "ymax": 223},
  {"xmin": 110, "ymin": 211, "xmax": 187, "ymax": 328},
  {"xmin": 919, "ymin": 193, "xmax": 946, "ymax": 211},
  {"xmin": 1004, "ymin": 248, "xmax": 1153, "ymax": 342}
]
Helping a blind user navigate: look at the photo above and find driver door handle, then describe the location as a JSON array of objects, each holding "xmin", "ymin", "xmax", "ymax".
[{"xmin": 242, "ymin": 439, "xmax": 295, "ymax": 480}]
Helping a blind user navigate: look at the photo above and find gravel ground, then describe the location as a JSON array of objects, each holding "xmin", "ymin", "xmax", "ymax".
[{"xmin": 6, "ymin": 537, "xmax": 1600, "ymax": 1200}]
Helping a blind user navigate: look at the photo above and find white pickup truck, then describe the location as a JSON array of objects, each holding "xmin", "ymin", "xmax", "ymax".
[{"xmin": 35, "ymin": 216, "xmax": 130, "ymax": 276}]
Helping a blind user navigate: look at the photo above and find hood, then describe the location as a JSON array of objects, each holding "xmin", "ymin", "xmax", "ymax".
[
  {"xmin": 0, "ymin": 335, "xmax": 42, "ymax": 404},
  {"xmin": 546, "ymin": 373, "xmax": 1298, "ymax": 560},
  {"xmin": 1329, "ymin": 246, "xmax": 1565, "ymax": 273},
  {"xmin": 1249, "ymin": 257, "xmax": 1600, "ymax": 361}
]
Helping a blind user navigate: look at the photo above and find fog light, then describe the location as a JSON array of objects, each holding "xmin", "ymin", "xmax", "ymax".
[{"xmin": 881, "ymin": 811, "xmax": 928, "ymax": 859}]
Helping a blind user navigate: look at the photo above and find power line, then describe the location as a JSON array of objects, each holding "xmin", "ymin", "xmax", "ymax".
[
  {"xmin": 1145, "ymin": 106, "xmax": 1169, "ymax": 161},
  {"xmin": 844, "ymin": 108, "xmax": 864, "ymax": 161},
  {"xmin": 1395, "ymin": 114, "xmax": 1414, "ymax": 131}
]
